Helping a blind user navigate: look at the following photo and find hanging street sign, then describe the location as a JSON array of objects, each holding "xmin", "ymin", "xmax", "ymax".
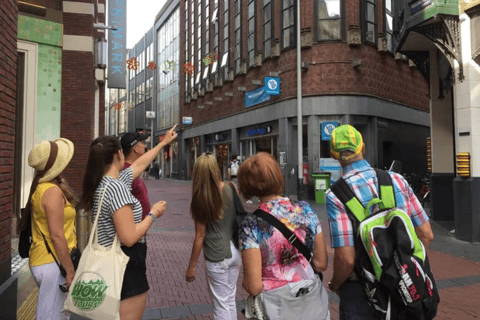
[
  {"xmin": 264, "ymin": 77, "xmax": 280, "ymax": 95},
  {"xmin": 245, "ymin": 86, "xmax": 270, "ymax": 108},
  {"xmin": 321, "ymin": 121, "xmax": 340, "ymax": 141},
  {"xmin": 183, "ymin": 117, "xmax": 193, "ymax": 125}
]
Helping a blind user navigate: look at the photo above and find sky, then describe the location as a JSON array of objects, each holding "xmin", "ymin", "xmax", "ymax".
[{"xmin": 126, "ymin": 0, "xmax": 167, "ymax": 48}]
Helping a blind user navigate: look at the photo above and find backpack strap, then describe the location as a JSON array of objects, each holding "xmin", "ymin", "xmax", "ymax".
[
  {"xmin": 373, "ymin": 168, "xmax": 396, "ymax": 209},
  {"xmin": 330, "ymin": 178, "xmax": 367, "ymax": 223}
]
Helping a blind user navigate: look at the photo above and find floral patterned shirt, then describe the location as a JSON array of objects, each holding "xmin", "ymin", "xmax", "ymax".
[{"xmin": 239, "ymin": 198, "xmax": 322, "ymax": 291}]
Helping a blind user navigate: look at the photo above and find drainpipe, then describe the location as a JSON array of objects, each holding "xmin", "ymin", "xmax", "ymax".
[{"xmin": 297, "ymin": 0, "xmax": 304, "ymax": 200}]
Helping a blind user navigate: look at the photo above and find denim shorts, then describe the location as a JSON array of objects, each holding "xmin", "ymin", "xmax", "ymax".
[{"xmin": 120, "ymin": 242, "xmax": 150, "ymax": 300}]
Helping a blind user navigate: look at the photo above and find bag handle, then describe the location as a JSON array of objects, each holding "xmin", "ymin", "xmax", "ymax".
[
  {"xmin": 253, "ymin": 208, "xmax": 323, "ymax": 281},
  {"xmin": 364, "ymin": 198, "xmax": 384, "ymax": 216},
  {"xmin": 88, "ymin": 185, "xmax": 110, "ymax": 246}
]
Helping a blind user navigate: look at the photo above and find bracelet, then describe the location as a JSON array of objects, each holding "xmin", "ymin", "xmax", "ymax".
[{"xmin": 148, "ymin": 211, "xmax": 156, "ymax": 223}]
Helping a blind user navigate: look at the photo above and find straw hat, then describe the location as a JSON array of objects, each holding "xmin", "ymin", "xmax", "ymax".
[{"xmin": 28, "ymin": 138, "xmax": 75, "ymax": 182}]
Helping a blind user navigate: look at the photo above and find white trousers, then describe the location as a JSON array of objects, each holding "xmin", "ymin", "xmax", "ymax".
[
  {"xmin": 30, "ymin": 262, "xmax": 70, "ymax": 320},
  {"xmin": 205, "ymin": 241, "xmax": 242, "ymax": 320}
]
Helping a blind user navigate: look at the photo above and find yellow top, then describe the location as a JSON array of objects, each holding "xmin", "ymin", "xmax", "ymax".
[{"xmin": 29, "ymin": 182, "xmax": 77, "ymax": 267}]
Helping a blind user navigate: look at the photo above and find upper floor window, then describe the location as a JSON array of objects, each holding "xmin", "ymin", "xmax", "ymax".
[
  {"xmin": 317, "ymin": 0, "xmax": 342, "ymax": 40},
  {"xmin": 282, "ymin": 0, "xmax": 295, "ymax": 49},
  {"xmin": 385, "ymin": 0, "xmax": 393, "ymax": 51},
  {"xmin": 363, "ymin": 0, "xmax": 377, "ymax": 43},
  {"xmin": 223, "ymin": 0, "xmax": 230, "ymax": 80},
  {"xmin": 263, "ymin": 0, "xmax": 273, "ymax": 57},
  {"xmin": 234, "ymin": 0, "xmax": 242, "ymax": 74},
  {"xmin": 247, "ymin": 0, "xmax": 256, "ymax": 67}
]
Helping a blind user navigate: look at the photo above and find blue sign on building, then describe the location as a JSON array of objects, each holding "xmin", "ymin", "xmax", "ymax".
[
  {"xmin": 321, "ymin": 121, "xmax": 340, "ymax": 141},
  {"xmin": 264, "ymin": 77, "xmax": 280, "ymax": 95},
  {"xmin": 245, "ymin": 86, "xmax": 270, "ymax": 108},
  {"xmin": 108, "ymin": 0, "xmax": 127, "ymax": 88}
]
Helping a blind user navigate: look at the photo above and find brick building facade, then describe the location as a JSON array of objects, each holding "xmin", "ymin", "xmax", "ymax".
[
  {"xmin": 0, "ymin": 0, "xmax": 18, "ymax": 318},
  {"xmin": 0, "ymin": 0, "xmax": 106, "ymax": 315},
  {"xmin": 178, "ymin": 0, "xmax": 431, "ymax": 197}
]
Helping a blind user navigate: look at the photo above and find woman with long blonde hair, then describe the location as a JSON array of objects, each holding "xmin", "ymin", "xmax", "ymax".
[{"xmin": 185, "ymin": 153, "xmax": 242, "ymax": 320}]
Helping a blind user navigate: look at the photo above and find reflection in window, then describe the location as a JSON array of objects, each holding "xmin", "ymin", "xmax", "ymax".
[
  {"xmin": 282, "ymin": 0, "xmax": 295, "ymax": 49},
  {"xmin": 364, "ymin": 0, "xmax": 376, "ymax": 43},
  {"xmin": 263, "ymin": 0, "xmax": 273, "ymax": 57},
  {"xmin": 318, "ymin": 0, "xmax": 341, "ymax": 40},
  {"xmin": 223, "ymin": 0, "xmax": 230, "ymax": 80},
  {"xmin": 385, "ymin": 0, "xmax": 393, "ymax": 51}
]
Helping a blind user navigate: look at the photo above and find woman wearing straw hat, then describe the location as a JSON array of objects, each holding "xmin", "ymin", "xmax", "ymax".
[
  {"xmin": 80, "ymin": 127, "xmax": 177, "ymax": 320},
  {"xmin": 27, "ymin": 138, "xmax": 77, "ymax": 320}
]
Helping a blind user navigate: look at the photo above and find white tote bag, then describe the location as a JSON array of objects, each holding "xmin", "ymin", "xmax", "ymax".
[{"xmin": 63, "ymin": 186, "xmax": 130, "ymax": 320}]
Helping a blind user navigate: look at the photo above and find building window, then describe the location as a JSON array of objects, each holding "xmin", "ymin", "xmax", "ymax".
[
  {"xmin": 317, "ymin": 0, "xmax": 342, "ymax": 40},
  {"xmin": 197, "ymin": 0, "xmax": 202, "ymax": 88},
  {"xmin": 385, "ymin": 0, "xmax": 393, "ymax": 51},
  {"xmin": 223, "ymin": 0, "xmax": 230, "ymax": 80},
  {"xmin": 263, "ymin": 0, "xmax": 273, "ymax": 57},
  {"xmin": 212, "ymin": 0, "xmax": 219, "ymax": 81},
  {"xmin": 282, "ymin": 0, "xmax": 295, "ymax": 49},
  {"xmin": 247, "ymin": 0, "xmax": 256, "ymax": 67},
  {"xmin": 185, "ymin": 0, "xmax": 189, "ymax": 95},
  {"xmin": 363, "ymin": 0, "xmax": 376, "ymax": 43},
  {"xmin": 191, "ymin": 0, "xmax": 195, "ymax": 94},
  {"xmin": 234, "ymin": 0, "xmax": 241, "ymax": 74}
]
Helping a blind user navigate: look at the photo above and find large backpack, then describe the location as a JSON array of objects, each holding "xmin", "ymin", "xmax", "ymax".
[
  {"xmin": 330, "ymin": 168, "xmax": 440, "ymax": 320},
  {"xmin": 230, "ymin": 161, "xmax": 239, "ymax": 176}
]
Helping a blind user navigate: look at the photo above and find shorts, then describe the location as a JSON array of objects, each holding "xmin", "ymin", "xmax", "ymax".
[{"xmin": 120, "ymin": 242, "xmax": 150, "ymax": 300}]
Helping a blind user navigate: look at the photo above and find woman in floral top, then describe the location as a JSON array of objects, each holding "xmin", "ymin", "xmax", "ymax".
[{"xmin": 238, "ymin": 153, "xmax": 329, "ymax": 319}]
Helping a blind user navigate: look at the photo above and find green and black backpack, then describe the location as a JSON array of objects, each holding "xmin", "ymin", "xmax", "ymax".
[{"xmin": 331, "ymin": 168, "xmax": 440, "ymax": 320}]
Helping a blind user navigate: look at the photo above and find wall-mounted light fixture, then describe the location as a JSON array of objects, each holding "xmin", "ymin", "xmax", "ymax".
[
  {"xmin": 94, "ymin": 23, "xmax": 118, "ymax": 31},
  {"xmin": 95, "ymin": 39, "xmax": 107, "ymax": 68}
]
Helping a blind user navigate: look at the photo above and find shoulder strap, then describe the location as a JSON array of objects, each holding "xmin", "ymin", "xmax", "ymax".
[
  {"xmin": 40, "ymin": 232, "xmax": 66, "ymax": 277},
  {"xmin": 373, "ymin": 168, "xmax": 396, "ymax": 209},
  {"xmin": 330, "ymin": 178, "xmax": 367, "ymax": 223},
  {"xmin": 227, "ymin": 183, "xmax": 246, "ymax": 215},
  {"xmin": 253, "ymin": 208, "xmax": 322, "ymax": 281}
]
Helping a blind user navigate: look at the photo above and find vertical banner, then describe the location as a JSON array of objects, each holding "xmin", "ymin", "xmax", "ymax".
[{"xmin": 108, "ymin": 0, "xmax": 127, "ymax": 89}]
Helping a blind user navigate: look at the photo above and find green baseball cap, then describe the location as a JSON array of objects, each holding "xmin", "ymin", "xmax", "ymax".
[{"xmin": 330, "ymin": 125, "xmax": 363, "ymax": 160}]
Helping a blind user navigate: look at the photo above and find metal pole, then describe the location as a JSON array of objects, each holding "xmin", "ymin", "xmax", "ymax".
[{"xmin": 296, "ymin": 0, "xmax": 304, "ymax": 199}]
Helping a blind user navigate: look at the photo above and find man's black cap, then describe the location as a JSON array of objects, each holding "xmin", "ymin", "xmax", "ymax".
[{"xmin": 121, "ymin": 132, "xmax": 149, "ymax": 153}]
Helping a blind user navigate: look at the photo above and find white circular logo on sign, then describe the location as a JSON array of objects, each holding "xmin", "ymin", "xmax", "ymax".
[
  {"xmin": 267, "ymin": 79, "xmax": 277, "ymax": 90},
  {"xmin": 324, "ymin": 124, "xmax": 336, "ymax": 135}
]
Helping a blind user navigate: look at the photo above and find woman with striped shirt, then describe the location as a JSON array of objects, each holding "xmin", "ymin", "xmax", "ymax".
[{"xmin": 80, "ymin": 128, "xmax": 177, "ymax": 320}]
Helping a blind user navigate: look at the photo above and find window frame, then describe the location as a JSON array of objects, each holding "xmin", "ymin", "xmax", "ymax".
[
  {"xmin": 315, "ymin": 0, "xmax": 344, "ymax": 41},
  {"xmin": 281, "ymin": 0, "xmax": 296, "ymax": 50},
  {"xmin": 222, "ymin": 0, "xmax": 230, "ymax": 80},
  {"xmin": 263, "ymin": 0, "xmax": 273, "ymax": 58},
  {"xmin": 362, "ymin": 0, "xmax": 377, "ymax": 44}
]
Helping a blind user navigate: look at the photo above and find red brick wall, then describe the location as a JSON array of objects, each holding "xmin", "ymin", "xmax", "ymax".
[
  {"xmin": 180, "ymin": 0, "xmax": 429, "ymax": 127},
  {"xmin": 0, "ymin": 0, "xmax": 18, "ymax": 264},
  {"xmin": 61, "ymin": 1, "xmax": 96, "ymax": 195}
]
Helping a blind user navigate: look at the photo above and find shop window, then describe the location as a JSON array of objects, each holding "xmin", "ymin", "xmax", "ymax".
[
  {"xmin": 362, "ymin": 0, "xmax": 377, "ymax": 44},
  {"xmin": 317, "ymin": 0, "xmax": 342, "ymax": 40},
  {"xmin": 282, "ymin": 0, "xmax": 296, "ymax": 49}
]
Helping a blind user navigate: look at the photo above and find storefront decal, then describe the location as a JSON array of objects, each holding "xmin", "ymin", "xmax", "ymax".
[
  {"xmin": 245, "ymin": 86, "xmax": 271, "ymax": 108},
  {"xmin": 321, "ymin": 121, "xmax": 340, "ymax": 141},
  {"xmin": 18, "ymin": 16, "xmax": 63, "ymax": 47},
  {"xmin": 264, "ymin": 77, "xmax": 280, "ymax": 95},
  {"xmin": 320, "ymin": 158, "xmax": 342, "ymax": 183},
  {"xmin": 247, "ymin": 126, "xmax": 272, "ymax": 136}
]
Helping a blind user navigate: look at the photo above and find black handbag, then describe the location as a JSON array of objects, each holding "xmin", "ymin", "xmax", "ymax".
[
  {"xmin": 253, "ymin": 208, "xmax": 323, "ymax": 281},
  {"xmin": 228, "ymin": 182, "xmax": 247, "ymax": 250}
]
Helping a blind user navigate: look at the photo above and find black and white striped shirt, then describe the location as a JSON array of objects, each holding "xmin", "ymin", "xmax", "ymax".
[{"xmin": 91, "ymin": 167, "xmax": 145, "ymax": 247}]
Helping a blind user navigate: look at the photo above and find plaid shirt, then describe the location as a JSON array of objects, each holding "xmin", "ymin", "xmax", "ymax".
[{"xmin": 326, "ymin": 159, "xmax": 429, "ymax": 248}]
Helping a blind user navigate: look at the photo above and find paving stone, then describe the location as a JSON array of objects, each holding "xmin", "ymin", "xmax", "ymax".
[
  {"xmin": 160, "ymin": 305, "xmax": 192, "ymax": 319},
  {"xmin": 143, "ymin": 308, "xmax": 162, "ymax": 320},
  {"xmin": 188, "ymin": 303, "xmax": 213, "ymax": 316}
]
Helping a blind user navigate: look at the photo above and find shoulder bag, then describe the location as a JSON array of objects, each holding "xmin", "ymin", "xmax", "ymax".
[
  {"xmin": 244, "ymin": 208, "xmax": 329, "ymax": 320},
  {"xmin": 63, "ymin": 184, "xmax": 130, "ymax": 320}
]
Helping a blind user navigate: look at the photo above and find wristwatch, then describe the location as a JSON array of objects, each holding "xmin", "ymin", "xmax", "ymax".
[{"xmin": 148, "ymin": 211, "xmax": 156, "ymax": 223}]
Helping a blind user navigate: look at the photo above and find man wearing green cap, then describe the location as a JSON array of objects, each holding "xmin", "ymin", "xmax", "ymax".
[{"xmin": 325, "ymin": 125, "xmax": 434, "ymax": 319}]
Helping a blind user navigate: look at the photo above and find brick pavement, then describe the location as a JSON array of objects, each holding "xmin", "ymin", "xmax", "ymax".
[{"xmin": 140, "ymin": 178, "xmax": 480, "ymax": 320}]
